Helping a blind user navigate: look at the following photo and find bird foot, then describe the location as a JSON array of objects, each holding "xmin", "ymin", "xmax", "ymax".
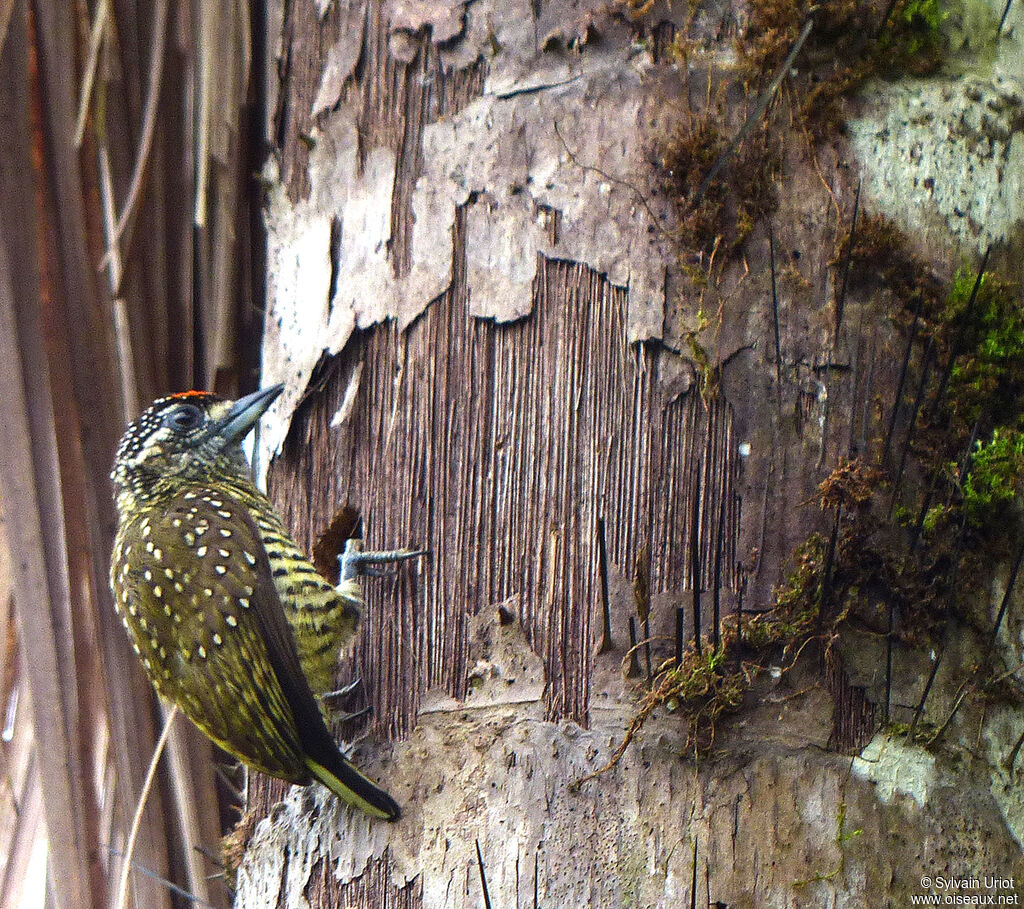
[
  {"xmin": 321, "ymin": 678, "xmax": 364, "ymax": 713},
  {"xmin": 338, "ymin": 539, "xmax": 427, "ymax": 581},
  {"xmin": 327, "ymin": 704, "xmax": 372, "ymax": 724}
]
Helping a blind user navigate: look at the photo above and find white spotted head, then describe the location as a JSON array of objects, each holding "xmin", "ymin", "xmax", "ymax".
[{"xmin": 111, "ymin": 385, "xmax": 283, "ymax": 513}]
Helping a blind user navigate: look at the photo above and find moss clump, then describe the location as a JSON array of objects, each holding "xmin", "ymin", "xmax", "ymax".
[
  {"xmin": 571, "ymin": 646, "xmax": 748, "ymax": 788},
  {"xmin": 960, "ymin": 429, "xmax": 1024, "ymax": 528},
  {"xmin": 740, "ymin": 0, "xmax": 948, "ymax": 141},
  {"xmin": 937, "ymin": 270, "xmax": 1024, "ymax": 432},
  {"xmin": 831, "ymin": 213, "xmax": 945, "ymax": 315},
  {"xmin": 660, "ymin": 111, "xmax": 781, "ymax": 275}
]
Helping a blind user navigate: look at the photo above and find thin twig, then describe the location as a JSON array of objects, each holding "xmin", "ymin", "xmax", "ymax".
[
  {"xmin": 1006, "ymin": 728, "xmax": 1024, "ymax": 772},
  {"xmin": 884, "ymin": 600, "xmax": 894, "ymax": 721},
  {"xmin": 926, "ymin": 247, "xmax": 991, "ymax": 423},
  {"xmin": 925, "ymin": 677, "xmax": 975, "ymax": 748},
  {"xmin": 99, "ymin": 0, "xmax": 170, "ymax": 276},
  {"xmin": 887, "ymin": 337, "xmax": 935, "ymax": 518},
  {"xmin": 882, "ymin": 297, "xmax": 924, "ymax": 465},
  {"xmin": 106, "ymin": 847, "xmax": 214, "ymax": 908},
  {"xmin": 906, "ymin": 516, "xmax": 969, "ymax": 741},
  {"xmin": 626, "ymin": 617, "xmax": 642, "ymax": 677},
  {"xmin": 73, "ymin": 0, "xmax": 110, "ymax": 147},
  {"xmin": 689, "ymin": 19, "xmax": 814, "ymax": 211},
  {"xmin": 768, "ymin": 222, "xmax": 783, "ymax": 409},
  {"xmin": 712, "ymin": 492, "xmax": 725, "ymax": 652},
  {"xmin": 691, "ymin": 458, "xmax": 703, "ymax": 655},
  {"xmin": 834, "ymin": 178, "xmax": 861, "ymax": 339},
  {"xmin": 554, "ymin": 121, "xmax": 669, "ymax": 238},
  {"xmin": 690, "ymin": 839, "xmax": 699, "ymax": 909},
  {"xmin": 116, "ymin": 704, "xmax": 179, "ymax": 909},
  {"xmin": 991, "ymin": 538, "xmax": 1024, "ymax": 644},
  {"xmin": 998, "ymin": 0, "xmax": 1015, "ymax": 35},
  {"xmin": 476, "ymin": 840, "xmax": 493, "ymax": 909},
  {"xmin": 735, "ymin": 572, "xmax": 746, "ymax": 672},
  {"xmin": 596, "ymin": 516, "xmax": 614, "ymax": 654},
  {"xmin": 815, "ymin": 504, "xmax": 843, "ymax": 669}
]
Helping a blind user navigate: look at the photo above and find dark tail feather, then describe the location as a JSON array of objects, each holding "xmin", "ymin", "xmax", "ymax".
[{"xmin": 306, "ymin": 754, "xmax": 401, "ymax": 821}]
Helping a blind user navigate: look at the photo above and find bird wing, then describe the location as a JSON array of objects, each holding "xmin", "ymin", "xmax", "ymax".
[
  {"xmin": 215, "ymin": 491, "xmax": 401, "ymax": 820},
  {"xmin": 118, "ymin": 488, "xmax": 400, "ymax": 819},
  {"xmin": 114, "ymin": 490, "xmax": 308, "ymax": 781}
]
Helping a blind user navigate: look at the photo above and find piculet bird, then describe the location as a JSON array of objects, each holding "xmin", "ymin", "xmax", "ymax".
[{"xmin": 109, "ymin": 384, "xmax": 420, "ymax": 820}]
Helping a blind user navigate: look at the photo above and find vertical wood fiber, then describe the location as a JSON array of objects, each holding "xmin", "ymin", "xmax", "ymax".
[
  {"xmin": 299, "ymin": 853, "xmax": 423, "ymax": 909},
  {"xmin": 268, "ymin": 240, "xmax": 739, "ymax": 737}
]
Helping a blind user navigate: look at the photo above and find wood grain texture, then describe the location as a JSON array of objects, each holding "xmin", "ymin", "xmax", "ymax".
[{"xmin": 268, "ymin": 248, "xmax": 739, "ymax": 734}]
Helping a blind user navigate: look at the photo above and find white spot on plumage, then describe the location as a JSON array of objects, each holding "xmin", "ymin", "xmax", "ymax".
[
  {"xmin": 184, "ymin": 532, "xmax": 195, "ymax": 547},
  {"xmin": 203, "ymin": 588, "xmax": 213, "ymax": 597},
  {"xmin": 198, "ymin": 646, "xmax": 207, "ymax": 659},
  {"xmin": 184, "ymin": 492, "xmax": 197, "ymax": 500},
  {"xmin": 143, "ymin": 569, "xmax": 152, "ymax": 581},
  {"xmin": 128, "ymin": 604, "xmax": 137, "ymax": 616},
  {"xmin": 195, "ymin": 526, "xmax": 207, "ymax": 536},
  {"xmin": 210, "ymin": 499, "xmax": 222, "ymax": 508},
  {"xmin": 219, "ymin": 548, "xmax": 230, "ymax": 558},
  {"xmin": 164, "ymin": 604, "xmax": 172, "ymax": 616},
  {"xmin": 142, "ymin": 524, "xmax": 151, "ymax": 538},
  {"xmin": 172, "ymin": 518, "xmax": 181, "ymax": 528},
  {"xmin": 217, "ymin": 510, "xmax": 232, "ymax": 519},
  {"xmin": 145, "ymin": 540, "xmax": 154, "ymax": 553},
  {"xmin": 153, "ymin": 548, "xmax": 162, "ymax": 561},
  {"xmin": 215, "ymin": 565, "xmax": 227, "ymax": 575},
  {"xmin": 226, "ymin": 615, "xmax": 237, "ymax": 627},
  {"xmin": 132, "ymin": 642, "xmax": 141, "ymax": 655},
  {"xmin": 220, "ymin": 528, "xmax": 232, "ymax": 538},
  {"xmin": 164, "ymin": 568, "xmax": 174, "ymax": 579},
  {"xmin": 197, "ymin": 545, "xmax": 207, "ymax": 557},
  {"xmin": 174, "ymin": 582, "xmax": 184, "ymax": 593},
  {"xmin": 153, "ymin": 585, "xmax": 162, "ymax": 598},
  {"xmin": 213, "ymin": 633, "xmax": 222, "ymax": 645},
  {"xmin": 243, "ymin": 552, "xmax": 256, "ymax": 565},
  {"xmin": 239, "ymin": 598, "xmax": 250, "ymax": 609}
]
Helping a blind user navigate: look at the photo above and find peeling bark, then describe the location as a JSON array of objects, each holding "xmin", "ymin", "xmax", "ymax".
[{"xmin": 243, "ymin": 0, "xmax": 1024, "ymax": 905}]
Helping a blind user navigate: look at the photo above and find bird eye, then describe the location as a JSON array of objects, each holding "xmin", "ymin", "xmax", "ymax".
[{"xmin": 165, "ymin": 404, "xmax": 204, "ymax": 432}]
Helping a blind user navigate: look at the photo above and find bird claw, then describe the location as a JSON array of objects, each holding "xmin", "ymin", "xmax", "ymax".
[
  {"xmin": 328, "ymin": 704, "xmax": 372, "ymax": 724},
  {"xmin": 321, "ymin": 678, "xmax": 363, "ymax": 710},
  {"xmin": 338, "ymin": 539, "xmax": 427, "ymax": 581}
]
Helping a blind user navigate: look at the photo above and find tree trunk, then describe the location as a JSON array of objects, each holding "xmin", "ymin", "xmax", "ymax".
[{"xmin": 237, "ymin": 1, "xmax": 1024, "ymax": 906}]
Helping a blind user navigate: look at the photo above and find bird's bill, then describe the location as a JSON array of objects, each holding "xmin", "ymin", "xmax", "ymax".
[{"xmin": 212, "ymin": 384, "xmax": 284, "ymax": 446}]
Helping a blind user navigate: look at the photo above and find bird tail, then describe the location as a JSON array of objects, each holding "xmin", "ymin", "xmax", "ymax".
[{"xmin": 306, "ymin": 754, "xmax": 401, "ymax": 821}]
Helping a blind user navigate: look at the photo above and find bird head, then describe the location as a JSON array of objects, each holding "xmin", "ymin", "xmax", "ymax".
[{"xmin": 111, "ymin": 384, "xmax": 283, "ymax": 512}]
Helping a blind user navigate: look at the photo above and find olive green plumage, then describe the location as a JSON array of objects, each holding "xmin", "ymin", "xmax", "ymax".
[{"xmin": 109, "ymin": 385, "xmax": 399, "ymax": 821}]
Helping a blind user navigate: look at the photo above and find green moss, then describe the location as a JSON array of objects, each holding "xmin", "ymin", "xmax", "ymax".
[
  {"xmin": 960, "ymin": 429, "xmax": 1024, "ymax": 527},
  {"xmin": 940, "ymin": 270, "xmax": 1024, "ymax": 431}
]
